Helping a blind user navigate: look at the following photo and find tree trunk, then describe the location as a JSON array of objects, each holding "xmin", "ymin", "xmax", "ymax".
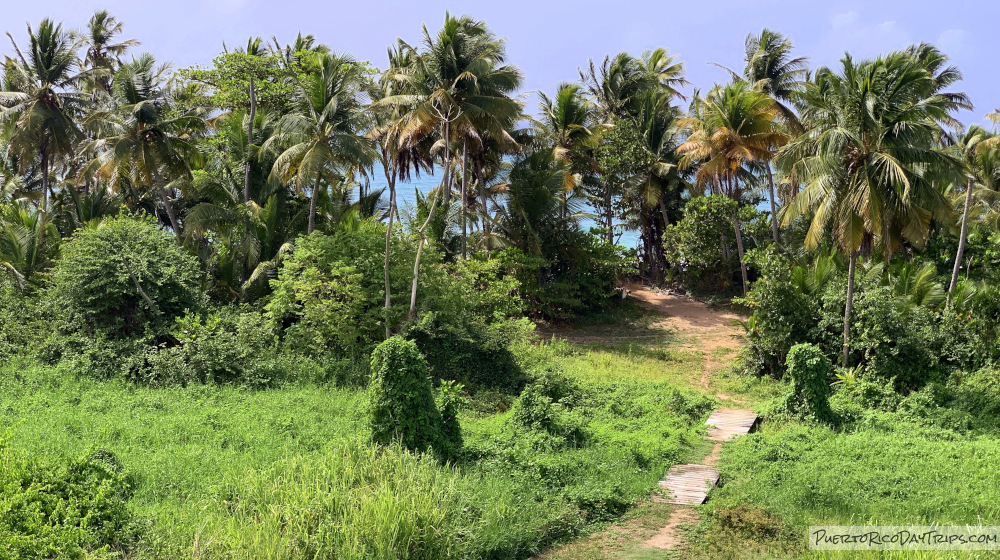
[
  {"xmin": 244, "ymin": 77, "xmax": 256, "ymax": 203},
  {"xmin": 461, "ymin": 139, "xmax": 468, "ymax": 259},
  {"xmin": 605, "ymin": 186, "xmax": 613, "ymax": 245},
  {"xmin": 40, "ymin": 150, "xmax": 49, "ymax": 212},
  {"xmin": 441, "ymin": 121, "xmax": 452, "ymax": 206},
  {"xmin": 151, "ymin": 168, "xmax": 182, "ymax": 240},
  {"xmin": 948, "ymin": 177, "xmax": 974, "ymax": 299},
  {"xmin": 842, "ymin": 250, "xmax": 858, "ymax": 367},
  {"xmin": 409, "ymin": 187, "xmax": 441, "ymax": 320},
  {"xmin": 384, "ymin": 161, "xmax": 396, "ymax": 340},
  {"xmin": 307, "ymin": 171, "xmax": 321, "ymax": 234},
  {"xmin": 766, "ymin": 162, "xmax": 779, "ymax": 244},
  {"xmin": 732, "ymin": 214, "xmax": 748, "ymax": 296},
  {"xmin": 480, "ymin": 171, "xmax": 491, "ymax": 257}
]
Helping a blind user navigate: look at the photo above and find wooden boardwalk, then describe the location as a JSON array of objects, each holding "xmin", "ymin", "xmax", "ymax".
[
  {"xmin": 705, "ymin": 408, "xmax": 758, "ymax": 441},
  {"xmin": 657, "ymin": 408, "xmax": 758, "ymax": 505},
  {"xmin": 658, "ymin": 463, "xmax": 720, "ymax": 505}
]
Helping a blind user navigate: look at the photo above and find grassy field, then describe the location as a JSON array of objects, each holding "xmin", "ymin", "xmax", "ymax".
[{"xmin": 0, "ymin": 316, "xmax": 728, "ymax": 559}]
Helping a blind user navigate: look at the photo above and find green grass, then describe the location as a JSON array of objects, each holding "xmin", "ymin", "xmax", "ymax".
[
  {"xmin": 687, "ymin": 419, "xmax": 1000, "ymax": 560},
  {"xmin": 0, "ymin": 333, "xmax": 714, "ymax": 559}
]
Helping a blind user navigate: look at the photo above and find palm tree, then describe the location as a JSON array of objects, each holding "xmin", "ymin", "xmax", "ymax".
[
  {"xmin": 678, "ymin": 81, "xmax": 786, "ymax": 295},
  {"xmin": 78, "ymin": 10, "xmax": 139, "ymax": 95},
  {"xmin": 0, "ymin": 200, "xmax": 59, "ymax": 290},
  {"xmin": 82, "ymin": 53, "xmax": 206, "ymax": 238},
  {"xmin": 264, "ymin": 53, "xmax": 374, "ymax": 234},
  {"xmin": 778, "ymin": 49, "xmax": 968, "ymax": 365},
  {"xmin": 0, "ymin": 19, "xmax": 86, "ymax": 212},
  {"xmin": 740, "ymin": 29, "xmax": 807, "ymax": 242},
  {"xmin": 382, "ymin": 13, "xmax": 522, "ymax": 317},
  {"xmin": 536, "ymin": 83, "xmax": 595, "ymax": 214}
]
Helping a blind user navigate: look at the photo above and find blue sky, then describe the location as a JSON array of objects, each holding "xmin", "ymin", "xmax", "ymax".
[{"xmin": 3, "ymin": 0, "xmax": 998, "ymax": 124}]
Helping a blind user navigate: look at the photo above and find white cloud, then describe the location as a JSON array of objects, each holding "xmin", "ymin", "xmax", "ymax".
[
  {"xmin": 936, "ymin": 28, "xmax": 968, "ymax": 54},
  {"xmin": 831, "ymin": 11, "xmax": 859, "ymax": 29}
]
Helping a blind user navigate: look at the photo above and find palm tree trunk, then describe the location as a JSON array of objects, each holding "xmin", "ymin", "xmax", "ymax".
[
  {"xmin": 732, "ymin": 213, "xmax": 748, "ymax": 296},
  {"xmin": 480, "ymin": 172, "xmax": 491, "ymax": 257},
  {"xmin": 384, "ymin": 162, "xmax": 396, "ymax": 340},
  {"xmin": 461, "ymin": 139, "xmax": 468, "ymax": 259},
  {"xmin": 409, "ymin": 187, "xmax": 441, "ymax": 320},
  {"xmin": 40, "ymin": 150, "xmax": 49, "ymax": 212},
  {"xmin": 948, "ymin": 177, "xmax": 974, "ymax": 298},
  {"xmin": 150, "ymin": 168, "xmax": 182, "ymax": 239},
  {"xmin": 441, "ymin": 121, "xmax": 452, "ymax": 206},
  {"xmin": 244, "ymin": 77, "xmax": 256, "ymax": 204},
  {"xmin": 766, "ymin": 162, "xmax": 779, "ymax": 244},
  {"xmin": 307, "ymin": 171, "xmax": 321, "ymax": 234},
  {"xmin": 842, "ymin": 250, "xmax": 858, "ymax": 367}
]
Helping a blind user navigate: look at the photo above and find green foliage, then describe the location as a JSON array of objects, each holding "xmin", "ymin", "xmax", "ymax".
[
  {"xmin": 367, "ymin": 337, "xmax": 447, "ymax": 456},
  {"xmin": 494, "ymin": 235, "xmax": 629, "ymax": 320},
  {"xmin": 0, "ymin": 438, "xmax": 137, "ymax": 560},
  {"xmin": 0, "ymin": 278, "xmax": 38, "ymax": 361},
  {"xmin": 48, "ymin": 214, "xmax": 203, "ymax": 338},
  {"xmin": 405, "ymin": 313, "xmax": 530, "ymax": 393},
  {"xmin": 177, "ymin": 52, "xmax": 295, "ymax": 113},
  {"xmin": 266, "ymin": 227, "xmax": 426, "ymax": 358},
  {"xmin": 784, "ymin": 344, "xmax": 834, "ymax": 423},
  {"xmin": 145, "ymin": 309, "xmax": 293, "ymax": 387},
  {"xmin": 663, "ymin": 195, "xmax": 739, "ymax": 293}
]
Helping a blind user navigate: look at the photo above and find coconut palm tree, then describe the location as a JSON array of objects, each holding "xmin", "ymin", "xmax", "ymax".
[
  {"xmin": 778, "ymin": 50, "xmax": 967, "ymax": 365},
  {"xmin": 535, "ymin": 83, "xmax": 595, "ymax": 214},
  {"xmin": 740, "ymin": 29, "xmax": 807, "ymax": 242},
  {"xmin": 82, "ymin": 53, "xmax": 206, "ymax": 238},
  {"xmin": 381, "ymin": 13, "xmax": 522, "ymax": 317},
  {"xmin": 678, "ymin": 81, "xmax": 786, "ymax": 295},
  {"xmin": 78, "ymin": 10, "xmax": 139, "ymax": 95},
  {"xmin": 946, "ymin": 126, "xmax": 999, "ymax": 297},
  {"xmin": 264, "ymin": 53, "xmax": 374, "ymax": 234},
  {"xmin": 0, "ymin": 200, "xmax": 59, "ymax": 290},
  {"xmin": 0, "ymin": 19, "xmax": 86, "ymax": 212}
]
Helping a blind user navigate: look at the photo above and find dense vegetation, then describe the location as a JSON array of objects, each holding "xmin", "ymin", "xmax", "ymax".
[{"xmin": 2, "ymin": 9, "xmax": 1000, "ymax": 559}]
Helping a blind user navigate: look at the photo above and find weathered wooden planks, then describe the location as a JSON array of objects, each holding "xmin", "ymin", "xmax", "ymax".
[
  {"xmin": 658, "ymin": 464, "xmax": 719, "ymax": 505},
  {"xmin": 705, "ymin": 408, "xmax": 758, "ymax": 441}
]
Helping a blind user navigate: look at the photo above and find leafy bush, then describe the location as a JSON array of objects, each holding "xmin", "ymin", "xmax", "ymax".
[
  {"xmin": 144, "ymin": 309, "xmax": 298, "ymax": 387},
  {"xmin": 784, "ymin": 344, "xmax": 834, "ymax": 423},
  {"xmin": 368, "ymin": 337, "xmax": 454, "ymax": 457},
  {"xmin": 47, "ymin": 214, "xmax": 203, "ymax": 338},
  {"xmin": 0, "ymin": 440, "xmax": 138, "ymax": 559},
  {"xmin": 405, "ymin": 313, "xmax": 531, "ymax": 393},
  {"xmin": 0, "ymin": 278, "xmax": 38, "ymax": 360}
]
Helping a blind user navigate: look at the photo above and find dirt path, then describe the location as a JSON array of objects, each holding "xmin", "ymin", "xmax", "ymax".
[{"xmin": 626, "ymin": 284, "xmax": 744, "ymax": 395}]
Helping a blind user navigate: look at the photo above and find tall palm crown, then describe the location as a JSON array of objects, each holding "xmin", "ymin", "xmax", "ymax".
[
  {"xmin": 741, "ymin": 29, "xmax": 807, "ymax": 129},
  {"xmin": 581, "ymin": 49, "xmax": 686, "ymax": 121},
  {"xmin": 264, "ymin": 53, "xmax": 375, "ymax": 233},
  {"xmin": 536, "ymin": 83, "xmax": 594, "ymax": 161},
  {"xmin": 677, "ymin": 81, "xmax": 785, "ymax": 196},
  {"xmin": 0, "ymin": 19, "xmax": 86, "ymax": 210},
  {"xmin": 386, "ymin": 14, "xmax": 522, "ymax": 173},
  {"xmin": 79, "ymin": 10, "xmax": 139, "ymax": 95},
  {"xmin": 778, "ymin": 49, "xmax": 968, "ymax": 255},
  {"xmin": 83, "ymin": 53, "xmax": 206, "ymax": 237},
  {"xmin": 952, "ymin": 126, "xmax": 1000, "ymax": 227}
]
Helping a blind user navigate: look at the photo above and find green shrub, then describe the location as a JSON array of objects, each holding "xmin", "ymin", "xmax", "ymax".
[
  {"xmin": 368, "ymin": 337, "xmax": 446, "ymax": 455},
  {"xmin": 0, "ymin": 439, "xmax": 138, "ymax": 559},
  {"xmin": 435, "ymin": 381, "xmax": 466, "ymax": 462},
  {"xmin": 405, "ymin": 313, "xmax": 530, "ymax": 393},
  {"xmin": 0, "ymin": 278, "xmax": 39, "ymax": 360},
  {"xmin": 47, "ymin": 214, "xmax": 203, "ymax": 338},
  {"xmin": 267, "ymin": 226, "xmax": 435, "ymax": 358},
  {"xmin": 145, "ymin": 309, "xmax": 293, "ymax": 387},
  {"xmin": 784, "ymin": 344, "xmax": 834, "ymax": 423}
]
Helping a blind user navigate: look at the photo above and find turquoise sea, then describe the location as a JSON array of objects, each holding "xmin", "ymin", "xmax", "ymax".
[{"xmin": 367, "ymin": 168, "xmax": 643, "ymax": 249}]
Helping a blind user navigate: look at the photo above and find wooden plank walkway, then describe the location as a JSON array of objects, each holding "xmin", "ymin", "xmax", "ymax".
[
  {"xmin": 657, "ymin": 408, "xmax": 758, "ymax": 505},
  {"xmin": 658, "ymin": 464, "xmax": 719, "ymax": 505},
  {"xmin": 705, "ymin": 408, "xmax": 758, "ymax": 441}
]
